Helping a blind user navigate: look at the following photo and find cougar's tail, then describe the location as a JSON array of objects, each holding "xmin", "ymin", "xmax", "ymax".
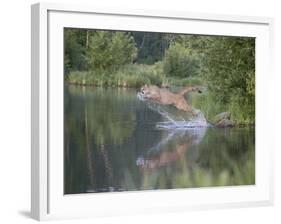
[{"xmin": 179, "ymin": 86, "xmax": 203, "ymax": 96}]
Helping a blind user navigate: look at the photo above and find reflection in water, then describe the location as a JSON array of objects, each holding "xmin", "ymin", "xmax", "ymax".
[
  {"xmin": 136, "ymin": 128, "xmax": 206, "ymax": 170},
  {"xmin": 64, "ymin": 85, "xmax": 255, "ymax": 194}
]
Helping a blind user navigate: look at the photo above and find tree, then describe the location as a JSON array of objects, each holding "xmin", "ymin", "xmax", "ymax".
[
  {"xmin": 203, "ymin": 36, "xmax": 255, "ymax": 103},
  {"xmin": 86, "ymin": 31, "xmax": 137, "ymax": 72},
  {"xmin": 64, "ymin": 29, "xmax": 87, "ymax": 75},
  {"xmin": 202, "ymin": 36, "xmax": 255, "ymax": 123},
  {"xmin": 163, "ymin": 42, "xmax": 200, "ymax": 78},
  {"xmin": 131, "ymin": 32, "xmax": 170, "ymax": 64}
]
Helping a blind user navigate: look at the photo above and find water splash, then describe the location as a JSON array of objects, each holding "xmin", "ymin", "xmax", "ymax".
[
  {"xmin": 137, "ymin": 92, "xmax": 208, "ymax": 129},
  {"xmin": 137, "ymin": 92, "xmax": 146, "ymax": 101},
  {"xmin": 155, "ymin": 108, "xmax": 208, "ymax": 130}
]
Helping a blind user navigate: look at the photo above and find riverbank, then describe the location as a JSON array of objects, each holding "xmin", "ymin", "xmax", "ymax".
[
  {"xmin": 66, "ymin": 64, "xmax": 203, "ymax": 88},
  {"xmin": 66, "ymin": 83, "xmax": 255, "ymax": 127},
  {"xmin": 191, "ymin": 91, "xmax": 255, "ymax": 126}
]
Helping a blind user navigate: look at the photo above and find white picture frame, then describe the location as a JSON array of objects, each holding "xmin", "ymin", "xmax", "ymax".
[{"xmin": 31, "ymin": 2, "xmax": 274, "ymax": 221}]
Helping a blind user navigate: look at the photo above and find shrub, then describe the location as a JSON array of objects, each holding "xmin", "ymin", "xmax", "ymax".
[
  {"xmin": 86, "ymin": 31, "xmax": 137, "ymax": 72},
  {"xmin": 163, "ymin": 43, "xmax": 200, "ymax": 78}
]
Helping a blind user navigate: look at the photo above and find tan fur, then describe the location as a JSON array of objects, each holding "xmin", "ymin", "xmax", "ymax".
[{"xmin": 139, "ymin": 84, "xmax": 201, "ymax": 115}]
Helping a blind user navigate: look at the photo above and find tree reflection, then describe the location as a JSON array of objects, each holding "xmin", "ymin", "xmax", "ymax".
[
  {"xmin": 136, "ymin": 127, "xmax": 254, "ymax": 190},
  {"xmin": 64, "ymin": 85, "xmax": 137, "ymax": 193},
  {"xmin": 64, "ymin": 86, "xmax": 255, "ymax": 194}
]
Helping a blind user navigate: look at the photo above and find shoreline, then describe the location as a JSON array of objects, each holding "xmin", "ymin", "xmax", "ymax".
[{"xmin": 65, "ymin": 82, "xmax": 255, "ymax": 127}]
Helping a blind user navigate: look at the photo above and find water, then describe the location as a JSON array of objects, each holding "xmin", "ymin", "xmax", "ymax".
[
  {"xmin": 64, "ymin": 85, "xmax": 255, "ymax": 194},
  {"xmin": 137, "ymin": 92, "xmax": 208, "ymax": 129}
]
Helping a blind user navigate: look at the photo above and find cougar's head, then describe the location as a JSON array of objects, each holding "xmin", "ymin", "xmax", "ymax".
[{"xmin": 140, "ymin": 84, "xmax": 149, "ymax": 96}]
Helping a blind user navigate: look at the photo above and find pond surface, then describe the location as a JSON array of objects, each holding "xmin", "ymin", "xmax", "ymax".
[{"xmin": 64, "ymin": 85, "xmax": 255, "ymax": 194}]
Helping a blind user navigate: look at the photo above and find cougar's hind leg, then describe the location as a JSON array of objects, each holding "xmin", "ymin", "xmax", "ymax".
[
  {"xmin": 175, "ymin": 102, "xmax": 197, "ymax": 116},
  {"xmin": 175, "ymin": 103, "xmax": 190, "ymax": 113}
]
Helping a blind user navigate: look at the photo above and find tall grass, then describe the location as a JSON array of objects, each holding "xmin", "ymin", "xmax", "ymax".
[
  {"xmin": 192, "ymin": 92, "xmax": 227, "ymax": 122},
  {"xmin": 66, "ymin": 63, "xmax": 254, "ymax": 125},
  {"xmin": 192, "ymin": 91, "xmax": 255, "ymax": 125},
  {"xmin": 67, "ymin": 63, "xmax": 203, "ymax": 88}
]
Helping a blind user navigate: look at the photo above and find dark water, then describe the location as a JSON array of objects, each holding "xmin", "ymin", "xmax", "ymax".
[{"xmin": 64, "ymin": 85, "xmax": 255, "ymax": 194}]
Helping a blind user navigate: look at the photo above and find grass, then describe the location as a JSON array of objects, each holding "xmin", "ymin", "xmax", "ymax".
[
  {"xmin": 192, "ymin": 91, "xmax": 227, "ymax": 123},
  {"xmin": 192, "ymin": 91, "xmax": 255, "ymax": 125},
  {"xmin": 66, "ymin": 63, "xmax": 203, "ymax": 88},
  {"xmin": 66, "ymin": 63, "xmax": 254, "ymax": 125}
]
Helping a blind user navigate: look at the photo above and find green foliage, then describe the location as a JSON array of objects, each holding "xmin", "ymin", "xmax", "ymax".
[
  {"xmin": 163, "ymin": 43, "xmax": 200, "ymax": 78},
  {"xmin": 192, "ymin": 91, "xmax": 227, "ymax": 122},
  {"xmin": 201, "ymin": 36, "xmax": 255, "ymax": 124},
  {"xmin": 168, "ymin": 35, "xmax": 255, "ymax": 124},
  {"xmin": 86, "ymin": 31, "xmax": 137, "ymax": 71},
  {"xmin": 192, "ymin": 89, "xmax": 254, "ymax": 125},
  {"xmin": 131, "ymin": 32, "xmax": 169, "ymax": 64},
  {"xmin": 114, "ymin": 64, "xmax": 164, "ymax": 87},
  {"xmin": 67, "ymin": 64, "xmax": 166, "ymax": 88},
  {"xmin": 64, "ymin": 29, "xmax": 87, "ymax": 75},
  {"xmin": 64, "ymin": 28, "xmax": 255, "ymax": 125},
  {"xmin": 203, "ymin": 37, "xmax": 255, "ymax": 102},
  {"xmin": 67, "ymin": 63, "xmax": 204, "ymax": 88}
]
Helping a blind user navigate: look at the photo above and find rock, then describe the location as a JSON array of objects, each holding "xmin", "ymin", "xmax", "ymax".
[
  {"xmin": 215, "ymin": 118, "xmax": 234, "ymax": 128},
  {"xmin": 213, "ymin": 112, "xmax": 234, "ymax": 128},
  {"xmin": 214, "ymin": 112, "xmax": 231, "ymax": 123},
  {"xmin": 161, "ymin": 83, "xmax": 170, "ymax": 88}
]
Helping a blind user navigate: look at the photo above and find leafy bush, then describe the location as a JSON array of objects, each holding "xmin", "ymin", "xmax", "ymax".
[
  {"xmin": 163, "ymin": 43, "xmax": 200, "ymax": 78},
  {"xmin": 201, "ymin": 37, "xmax": 255, "ymax": 124},
  {"xmin": 65, "ymin": 29, "xmax": 255, "ymax": 125},
  {"xmin": 86, "ymin": 31, "xmax": 137, "ymax": 71},
  {"xmin": 204, "ymin": 37, "xmax": 255, "ymax": 103}
]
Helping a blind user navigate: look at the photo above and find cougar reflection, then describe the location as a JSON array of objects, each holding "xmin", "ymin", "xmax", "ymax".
[{"xmin": 136, "ymin": 128, "xmax": 206, "ymax": 171}]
